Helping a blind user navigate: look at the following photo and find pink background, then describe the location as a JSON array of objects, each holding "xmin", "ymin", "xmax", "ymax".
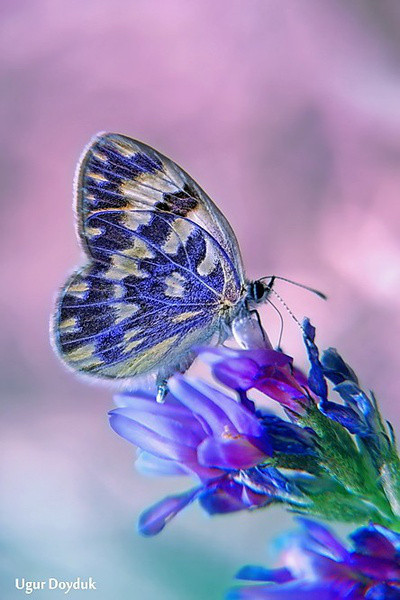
[{"xmin": 1, "ymin": 2, "xmax": 400, "ymax": 598}]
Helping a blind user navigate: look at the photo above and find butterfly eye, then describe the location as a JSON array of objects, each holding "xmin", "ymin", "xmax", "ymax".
[{"xmin": 249, "ymin": 280, "xmax": 269, "ymax": 304}]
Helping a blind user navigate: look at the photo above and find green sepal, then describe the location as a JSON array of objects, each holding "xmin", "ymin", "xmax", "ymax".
[
  {"xmin": 300, "ymin": 405, "xmax": 370, "ymax": 494},
  {"xmin": 264, "ymin": 453, "xmax": 322, "ymax": 476}
]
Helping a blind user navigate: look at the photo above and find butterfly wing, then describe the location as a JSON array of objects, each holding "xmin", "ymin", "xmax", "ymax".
[
  {"xmin": 77, "ymin": 133, "xmax": 244, "ymax": 281},
  {"xmin": 53, "ymin": 133, "xmax": 244, "ymax": 379}
]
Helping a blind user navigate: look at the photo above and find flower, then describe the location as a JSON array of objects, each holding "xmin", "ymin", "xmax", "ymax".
[
  {"xmin": 109, "ymin": 376, "xmax": 314, "ymax": 535},
  {"xmin": 202, "ymin": 320, "xmax": 392, "ymax": 449},
  {"xmin": 108, "ymin": 320, "xmax": 400, "ymax": 534},
  {"xmin": 228, "ymin": 518, "xmax": 400, "ymax": 599},
  {"xmin": 201, "ymin": 346, "xmax": 313, "ymax": 416}
]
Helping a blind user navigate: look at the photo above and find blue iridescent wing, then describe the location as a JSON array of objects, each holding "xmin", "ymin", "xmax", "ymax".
[{"xmin": 53, "ymin": 133, "xmax": 244, "ymax": 379}]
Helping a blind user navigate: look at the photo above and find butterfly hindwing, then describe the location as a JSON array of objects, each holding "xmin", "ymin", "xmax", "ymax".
[
  {"xmin": 54, "ymin": 263, "xmax": 217, "ymax": 378},
  {"xmin": 53, "ymin": 133, "xmax": 244, "ymax": 379}
]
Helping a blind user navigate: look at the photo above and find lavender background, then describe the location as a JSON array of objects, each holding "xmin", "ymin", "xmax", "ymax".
[{"xmin": 1, "ymin": 1, "xmax": 400, "ymax": 598}]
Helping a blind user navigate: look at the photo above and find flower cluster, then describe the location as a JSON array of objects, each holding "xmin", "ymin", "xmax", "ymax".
[
  {"xmin": 109, "ymin": 372, "xmax": 314, "ymax": 536},
  {"xmin": 109, "ymin": 320, "xmax": 400, "ymax": 536},
  {"xmin": 228, "ymin": 518, "xmax": 400, "ymax": 599}
]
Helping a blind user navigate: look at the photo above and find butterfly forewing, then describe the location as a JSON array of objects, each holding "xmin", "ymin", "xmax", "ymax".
[
  {"xmin": 53, "ymin": 133, "xmax": 244, "ymax": 379},
  {"xmin": 77, "ymin": 133, "xmax": 244, "ymax": 282}
]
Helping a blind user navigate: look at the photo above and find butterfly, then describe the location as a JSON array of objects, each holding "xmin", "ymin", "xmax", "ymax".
[{"xmin": 52, "ymin": 133, "xmax": 273, "ymax": 400}]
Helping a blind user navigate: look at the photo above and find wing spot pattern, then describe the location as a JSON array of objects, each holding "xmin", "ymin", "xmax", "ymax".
[
  {"xmin": 92, "ymin": 151, "xmax": 108, "ymax": 162},
  {"xmin": 165, "ymin": 272, "xmax": 186, "ymax": 298},
  {"xmin": 114, "ymin": 303, "xmax": 140, "ymax": 324},
  {"xmin": 67, "ymin": 281, "xmax": 90, "ymax": 299},
  {"xmin": 59, "ymin": 317, "xmax": 79, "ymax": 333},
  {"xmin": 132, "ymin": 238, "xmax": 155, "ymax": 259},
  {"xmin": 162, "ymin": 218, "xmax": 194, "ymax": 255},
  {"xmin": 197, "ymin": 237, "xmax": 217, "ymax": 276},
  {"xmin": 66, "ymin": 342, "xmax": 103, "ymax": 370},
  {"xmin": 121, "ymin": 209, "xmax": 153, "ymax": 231},
  {"xmin": 87, "ymin": 171, "xmax": 108, "ymax": 182},
  {"xmin": 104, "ymin": 250, "xmax": 148, "ymax": 280},
  {"xmin": 171, "ymin": 311, "xmax": 203, "ymax": 323}
]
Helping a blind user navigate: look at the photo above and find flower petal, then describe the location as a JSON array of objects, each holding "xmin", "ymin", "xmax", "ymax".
[
  {"xmin": 303, "ymin": 319, "xmax": 328, "ymax": 401},
  {"xmin": 236, "ymin": 566, "xmax": 293, "ymax": 583},
  {"xmin": 297, "ymin": 518, "xmax": 349, "ymax": 560},
  {"xmin": 321, "ymin": 348, "xmax": 359, "ymax": 385},
  {"xmin": 135, "ymin": 451, "xmax": 188, "ymax": 477},
  {"xmin": 349, "ymin": 552, "xmax": 400, "ymax": 580},
  {"xmin": 198, "ymin": 437, "xmax": 270, "ymax": 470},
  {"xmin": 365, "ymin": 584, "xmax": 400, "ymax": 599},
  {"xmin": 350, "ymin": 525, "xmax": 397, "ymax": 559},
  {"xmin": 333, "ymin": 382, "xmax": 372, "ymax": 416},
  {"xmin": 168, "ymin": 376, "xmax": 231, "ymax": 435},
  {"xmin": 318, "ymin": 400, "xmax": 368, "ymax": 435},
  {"xmin": 113, "ymin": 392, "xmax": 196, "ymax": 421},
  {"xmin": 255, "ymin": 369, "xmax": 308, "ymax": 413},
  {"xmin": 110, "ymin": 405, "xmax": 205, "ymax": 446},
  {"xmin": 170, "ymin": 376, "xmax": 266, "ymax": 438},
  {"xmin": 109, "ymin": 410, "xmax": 198, "ymax": 462},
  {"xmin": 191, "ymin": 379, "xmax": 267, "ymax": 437},
  {"xmin": 138, "ymin": 487, "xmax": 201, "ymax": 536},
  {"xmin": 243, "ymin": 349, "xmax": 294, "ymax": 369},
  {"xmin": 199, "ymin": 479, "xmax": 255, "ymax": 514},
  {"xmin": 261, "ymin": 416, "xmax": 316, "ymax": 455},
  {"xmin": 373, "ymin": 524, "xmax": 400, "ymax": 551},
  {"xmin": 201, "ymin": 347, "xmax": 293, "ymax": 370},
  {"xmin": 213, "ymin": 357, "xmax": 260, "ymax": 390}
]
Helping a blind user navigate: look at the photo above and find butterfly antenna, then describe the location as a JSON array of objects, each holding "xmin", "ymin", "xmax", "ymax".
[
  {"xmin": 261, "ymin": 276, "xmax": 327, "ymax": 300},
  {"xmin": 265, "ymin": 297, "xmax": 285, "ymax": 349},
  {"xmin": 268, "ymin": 287, "xmax": 309, "ymax": 338}
]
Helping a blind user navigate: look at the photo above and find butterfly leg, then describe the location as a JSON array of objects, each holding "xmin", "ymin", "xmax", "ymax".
[
  {"xmin": 155, "ymin": 349, "xmax": 206, "ymax": 403},
  {"xmin": 156, "ymin": 378, "xmax": 169, "ymax": 403},
  {"xmin": 217, "ymin": 318, "xmax": 232, "ymax": 347}
]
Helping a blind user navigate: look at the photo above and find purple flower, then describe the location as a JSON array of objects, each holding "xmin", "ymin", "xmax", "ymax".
[
  {"xmin": 109, "ymin": 377, "xmax": 312, "ymax": 535},
  {"xmin": 108, "ymin": 320, "xmax": 400, "ymax": 534},
  {"xmin": 201, "ymin": 346, "xmax": 313, "ymax": 416},
  {"xmin": 201, "ymin": 321, "xmax": 390, "ymax": 448},
  {"xmin": 228, "ymin": 519, "xmax": 400, "ymax": 599}
]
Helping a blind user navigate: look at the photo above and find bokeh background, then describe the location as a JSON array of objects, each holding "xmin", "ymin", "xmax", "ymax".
[{"xmin": 1, "ymin": 1, "xmax": 400, "ymax": 598}]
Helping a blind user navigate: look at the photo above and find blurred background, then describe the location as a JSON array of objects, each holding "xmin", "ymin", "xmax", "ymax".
[{"xmin": 1, "ymin": 1, "xmax": 400, "ymax": 598}]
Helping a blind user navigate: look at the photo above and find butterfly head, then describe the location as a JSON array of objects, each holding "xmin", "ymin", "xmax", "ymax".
[{"xmin": 246, "ymin": 276, "xmax": 275, "ymax": 306}]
